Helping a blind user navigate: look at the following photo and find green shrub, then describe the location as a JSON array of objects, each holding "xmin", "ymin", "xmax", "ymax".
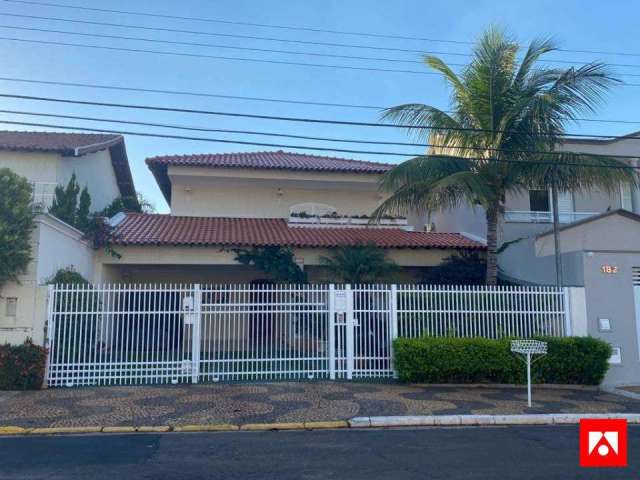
[
  {"xmin": 0, "ymin": 340, "xmax": 47, "ymax": 390},
  {"xmin": 393, "ymin": 336, "xmax": 612, "ymax": 385}
]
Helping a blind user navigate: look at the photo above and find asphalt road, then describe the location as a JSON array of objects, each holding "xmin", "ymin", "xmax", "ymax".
[{"xmin": 0, "ymin": 426, "xmax": 638, "ymax": 480}]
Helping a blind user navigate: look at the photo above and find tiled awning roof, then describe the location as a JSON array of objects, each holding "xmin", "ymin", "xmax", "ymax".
[{"xmin": 112, "ymin": 214, "xmax": 485, "ymax": 250}]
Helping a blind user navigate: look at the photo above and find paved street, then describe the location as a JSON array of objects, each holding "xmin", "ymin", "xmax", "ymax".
[
  {"xmin": 2, "ymin": 382, "xmax": 638, "ymax": 428},
  {"xmin": 0, "ymin": 426, "xmax": 638, "ymax": 480}
]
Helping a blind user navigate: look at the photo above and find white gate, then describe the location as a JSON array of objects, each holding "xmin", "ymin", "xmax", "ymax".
[{"xmin": 45, "ymin": 283, "xmax": 572, "ymax": 387}]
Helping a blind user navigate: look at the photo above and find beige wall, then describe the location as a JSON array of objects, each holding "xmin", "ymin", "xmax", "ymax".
[
  {"xmin": 0, "ymin": 149, "xmax": 122, "ymax": 212},
  {"xmin": 0, "ymin": 215, "xmax": 94, "ymax": 346},
  {"xmin": 94, "ymin": 244, "xmax": 460, "ymax": 284},
  {"xmin": 0, "ymin": 151, "xmax": 59, "ymax": 184}
]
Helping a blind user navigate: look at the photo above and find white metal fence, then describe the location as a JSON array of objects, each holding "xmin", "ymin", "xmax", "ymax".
[{"xmin": 45, "ymin": 283, "xmax": 571, "ymax": 387}]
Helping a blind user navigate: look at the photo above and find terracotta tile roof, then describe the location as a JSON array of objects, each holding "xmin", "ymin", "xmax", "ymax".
[
  {"xmin": 0, "ymin": 131, "xmax": 122, "ymax": 156},
  {"xmin": 146, "ymin": 151, "xmax": 394, "ymax": 202},
  {"xmin": 146, "ymin": 150, "xmax": 394, "ymax": 173},
  {"xmin": 112, "ymin": 214, "xmax": 485, "ymax": 250}
]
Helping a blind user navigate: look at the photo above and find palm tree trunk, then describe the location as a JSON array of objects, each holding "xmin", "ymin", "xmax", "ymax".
[
  {"xmin": 551, "ymin": 176, "xmax": 563, "ymax": 287},
  {"xmin": 485, "ymin": 207, "xmax": 499, "ymax": 285}
]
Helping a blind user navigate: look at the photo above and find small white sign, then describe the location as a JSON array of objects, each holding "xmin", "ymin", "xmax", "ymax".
[{"xmin": 334, "ymin": 290, "xmax": 348, "ymax": 313}]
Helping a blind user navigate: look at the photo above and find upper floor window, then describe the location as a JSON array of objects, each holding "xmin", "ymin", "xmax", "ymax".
[{"xmin": 529, "ymin": 190, "xmax": 550, "ymax": 212}]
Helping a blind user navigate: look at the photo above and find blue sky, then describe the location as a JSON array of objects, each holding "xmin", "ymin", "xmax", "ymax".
[{"xmin": 1, "ymin": 0, "xmax": 639, "ymax": 212}]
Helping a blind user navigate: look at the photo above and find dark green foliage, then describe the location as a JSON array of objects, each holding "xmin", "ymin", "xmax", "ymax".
[
  {"xmin": 422, "ymin": 251, "xmax": 487, "ymax": 285},
  {"xmin": 98, "ymin": 195, "xmax": 144, "ymax": 218},
  {"xmin": 393, "ymin": 336, "xmax": 612, "ymax": 385},
  {"xmin": 49, "ymin": 173, "xmax": 80, "ymax": 226},
  {"xmin": 46, "ymin": 266, "xmax": 90, "ymax": 285},
  {"xmin": 233, "ymin": 246, "xmax": 307, "ymax": 283},
  {"xmin": 0, "ymin": 168, "xmax": 36, "ymax": 290},
  {"xmin": 0, "ymin": 340, "xmax": 47, "ymax": 390},
  {"xmin": 319, "ymin": 243, "xmax": 399, "ymax": 284},
  {"xmin": 76, "ymin": 186, "xmax": 92, "ymax": 233}
]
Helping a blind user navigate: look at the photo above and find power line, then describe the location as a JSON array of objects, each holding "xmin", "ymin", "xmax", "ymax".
[
  {"xmin": 4, "ymin": 24, "xmax": 640, "ymax": 78},
  {"xmin": 2, "ymin": 76, "xmax": 640, "ymax": 126},
  {"xmin": 0, "ymin": 35, "xmax": 441, "ymax": 76},
  {"xmin": 1, "ymin": 91, "xmax": 639, "ymax": 141},
  {"xmin": 3, "ymin": 34, "xmax": 640, "ymax": 84},
  {"xmin": 4, "ymin": 107, "xmax": 640, "ymax": 160},
  {"xmin": 2, "ymin": 12, "xmax": 640, "ymax": 70},
  {"xmin": 0, "ymin": 118, "xmax": 638, "ymax": 170},
  {"xmin": 3, "ymin": 0, "xmax": 640, "ymax": 59},
  {"xmin": 0, "ymin": 24, "xmax": 456, "ymax": 67}
]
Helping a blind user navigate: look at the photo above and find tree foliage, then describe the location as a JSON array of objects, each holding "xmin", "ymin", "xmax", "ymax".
[
  {"xmin": 0, "ymin": 168, "xmax": 36, "ymax": 290},
  {"xmin": 373, "ymin": 27, "xmax": 637, "ymax": 285},
  {"xmin": 319, "ymin": 243, "xmax": 399, "ymax": 284},
  {"xmin": 49, "ymin": 173, "xmax": 81, "ymax": 227},
  {"xmin": 422, "ymin": 251, "xmax": 487, "ymax": 285},
  {"xmin": 233, "ymin": 246, "xmax": 307, "ymax": 283}
]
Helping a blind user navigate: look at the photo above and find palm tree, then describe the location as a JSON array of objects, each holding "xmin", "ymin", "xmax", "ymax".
[
  {"xmin": 373, "ymin": 27, "xmax": 636, "ymax": 285},
  {"xmin": 320, "ymin": 243, "xmax": 399, "ymax": 284}
]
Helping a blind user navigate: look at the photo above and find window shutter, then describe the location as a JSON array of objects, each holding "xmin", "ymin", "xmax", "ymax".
[{"xmin": 556, "ymin": 191, "xmax": 573, "ymax": 212}]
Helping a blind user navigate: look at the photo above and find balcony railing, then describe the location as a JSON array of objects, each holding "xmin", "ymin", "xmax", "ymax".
[
  {"xmin": 31, "ymin": 182, "xmax": 57, "ymax": 209},
  {"xmin": 504, "ymin": 210, "xmax": 599, "ymax": 224},
  {"xmin": 288, "ymin": 215, "xmax": 408, "ymax": 229}
]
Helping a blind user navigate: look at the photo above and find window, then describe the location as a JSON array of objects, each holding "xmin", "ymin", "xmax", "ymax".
[
  {"xmin": 5, "ymin": 298, "xmax": 17, "ymax": 317},
  {"xmin": 529, "ymin": 190, "xmax": 550, "ymax": 212}
]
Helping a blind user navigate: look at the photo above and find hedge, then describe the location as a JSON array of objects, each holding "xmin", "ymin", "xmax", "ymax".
[
  {"xmin": 393, "ymin": 336, "xmax": 612, "ymax": 385},
  {"xmin": 0, "ymin": 340, "xmax": 47, "ymax": 390}
]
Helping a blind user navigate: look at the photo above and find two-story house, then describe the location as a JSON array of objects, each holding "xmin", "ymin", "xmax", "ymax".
[
  {"xmin": 430, "ymin": 131, "xmax": 640, "ymax": 385},
  {"xmin": 93, "ymin": 151, "xmax": 485, "ymax": 284},
  {"xmin": 0, "ymin": 131, "xmax": 136, "ymax": 345}
]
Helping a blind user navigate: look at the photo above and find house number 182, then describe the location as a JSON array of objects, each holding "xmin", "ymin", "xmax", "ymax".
[{"xmin": 601, "ymin": 265, "xmax": 618, "ymax": 274}]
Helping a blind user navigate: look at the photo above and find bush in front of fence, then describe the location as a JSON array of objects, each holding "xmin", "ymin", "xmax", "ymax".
[
  {"xmin": 393, "ymin": 336, "xmax": 612, "ymax": 385},
  {"xmin": 0, "ymin": 340, "xmax": 47, "ymax": 390}
]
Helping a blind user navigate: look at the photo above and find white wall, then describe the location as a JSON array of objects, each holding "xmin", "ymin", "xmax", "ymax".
[
  {"xmin": 0, "ymin": 214, "xmax": 94, "ymax": 346},
  {"xmin": 57, "ymin": 149, "xmax": 121, "ymax": 212}
]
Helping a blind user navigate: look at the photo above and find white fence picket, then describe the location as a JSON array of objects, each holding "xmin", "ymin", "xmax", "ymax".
[{"xmin": 46, "ymin": 283, "xmax": 570, "ymax": 387}]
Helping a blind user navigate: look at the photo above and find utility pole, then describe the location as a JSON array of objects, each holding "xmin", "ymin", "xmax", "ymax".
[{"xmin": 551, "ymin": 165, "xmax": 563, "ymax": 287}]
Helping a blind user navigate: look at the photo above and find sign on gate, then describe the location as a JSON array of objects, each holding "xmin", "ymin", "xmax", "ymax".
[{"xmin": 334, "ymin": 290, "xmax": 348, "ymax": 313}]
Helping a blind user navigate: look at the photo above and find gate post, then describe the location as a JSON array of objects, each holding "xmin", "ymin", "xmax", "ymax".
[
  {"xmin": 389, "ymin": 284, "xmax": 399, "ymax": 378},
  {"xmin": 345, "ymin": 284, "xmax": 354, "ymax": 380},
  {"xmin": 43, "ymin": 284, "xmax": 55, "ymax": 388},
  {"xmin": 191, "ymin": 284, "xmax": 202, "ymax": 383},
  {"xmin": 328, "ymin": 284, "xmax": 336, "ymax": 380}
]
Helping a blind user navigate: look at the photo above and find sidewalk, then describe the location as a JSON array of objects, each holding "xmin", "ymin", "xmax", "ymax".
[{"xmin": 1, "ymin": 382, "xmax": 639, "ymax": 429}]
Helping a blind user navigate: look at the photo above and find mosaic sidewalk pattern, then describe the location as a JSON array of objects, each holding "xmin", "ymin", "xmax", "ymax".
[{"xmin": 1, "ymin": 382, "xmax": 639, "ymax": 428}]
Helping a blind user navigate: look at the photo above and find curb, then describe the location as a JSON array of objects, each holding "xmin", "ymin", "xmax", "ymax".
[
  {"xmin": 0, "ymin": 421, "xmax": 350, "ymax": 436},
  {"xmin": 349, "ymin": 413, "xmax": 640, "ymax": 428},
  {"xmin": 2, "ymin": 414, "xmax": 639, "ymax": 436}
]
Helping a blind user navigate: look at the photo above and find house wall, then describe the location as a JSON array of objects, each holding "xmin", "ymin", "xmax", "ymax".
[
  {"xmin": 58, "ymin": 149, "xmax": 122, "ymax": 211},
  {"xmin": 172, "ymin": 182, "xmax": 384, "ymax": 219},
  {"xmin": 0, "ymin": 151, "xmax": 59, "ymax": 184},
  {"xmin": 0, "ymin": 215, "xmax": 94, "ymax": 346},
  {"xmin": 0, "ymin": 149, "xmax": 122, "ymax": 212},
  {"xmin": 93, "ymin": 245, "xmax": 460, "ymax": 284},
  {"xmin": 579, "ymin": 251, "xmax": 640, "ymax": 386}
]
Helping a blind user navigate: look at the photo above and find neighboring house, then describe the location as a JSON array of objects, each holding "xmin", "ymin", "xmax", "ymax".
[
  {"xmin": 0, "ymin": 130, "xmax": 136, "ymax": 210},
  {"xmin": 0, "ymin": 131, "xmax": 136, "ymax": 345},
  {"xmin": 432, "ymin": 131, "xmax": 640, "ymax": 386},
  {"xmin": 93, "ymin": 151, "xmax": 485, "ymax": 284}
]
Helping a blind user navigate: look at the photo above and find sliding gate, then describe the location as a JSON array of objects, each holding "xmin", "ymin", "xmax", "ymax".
[{"xmin": 45, "ymin": 283, "xmax": 568, "ymax": 387}]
